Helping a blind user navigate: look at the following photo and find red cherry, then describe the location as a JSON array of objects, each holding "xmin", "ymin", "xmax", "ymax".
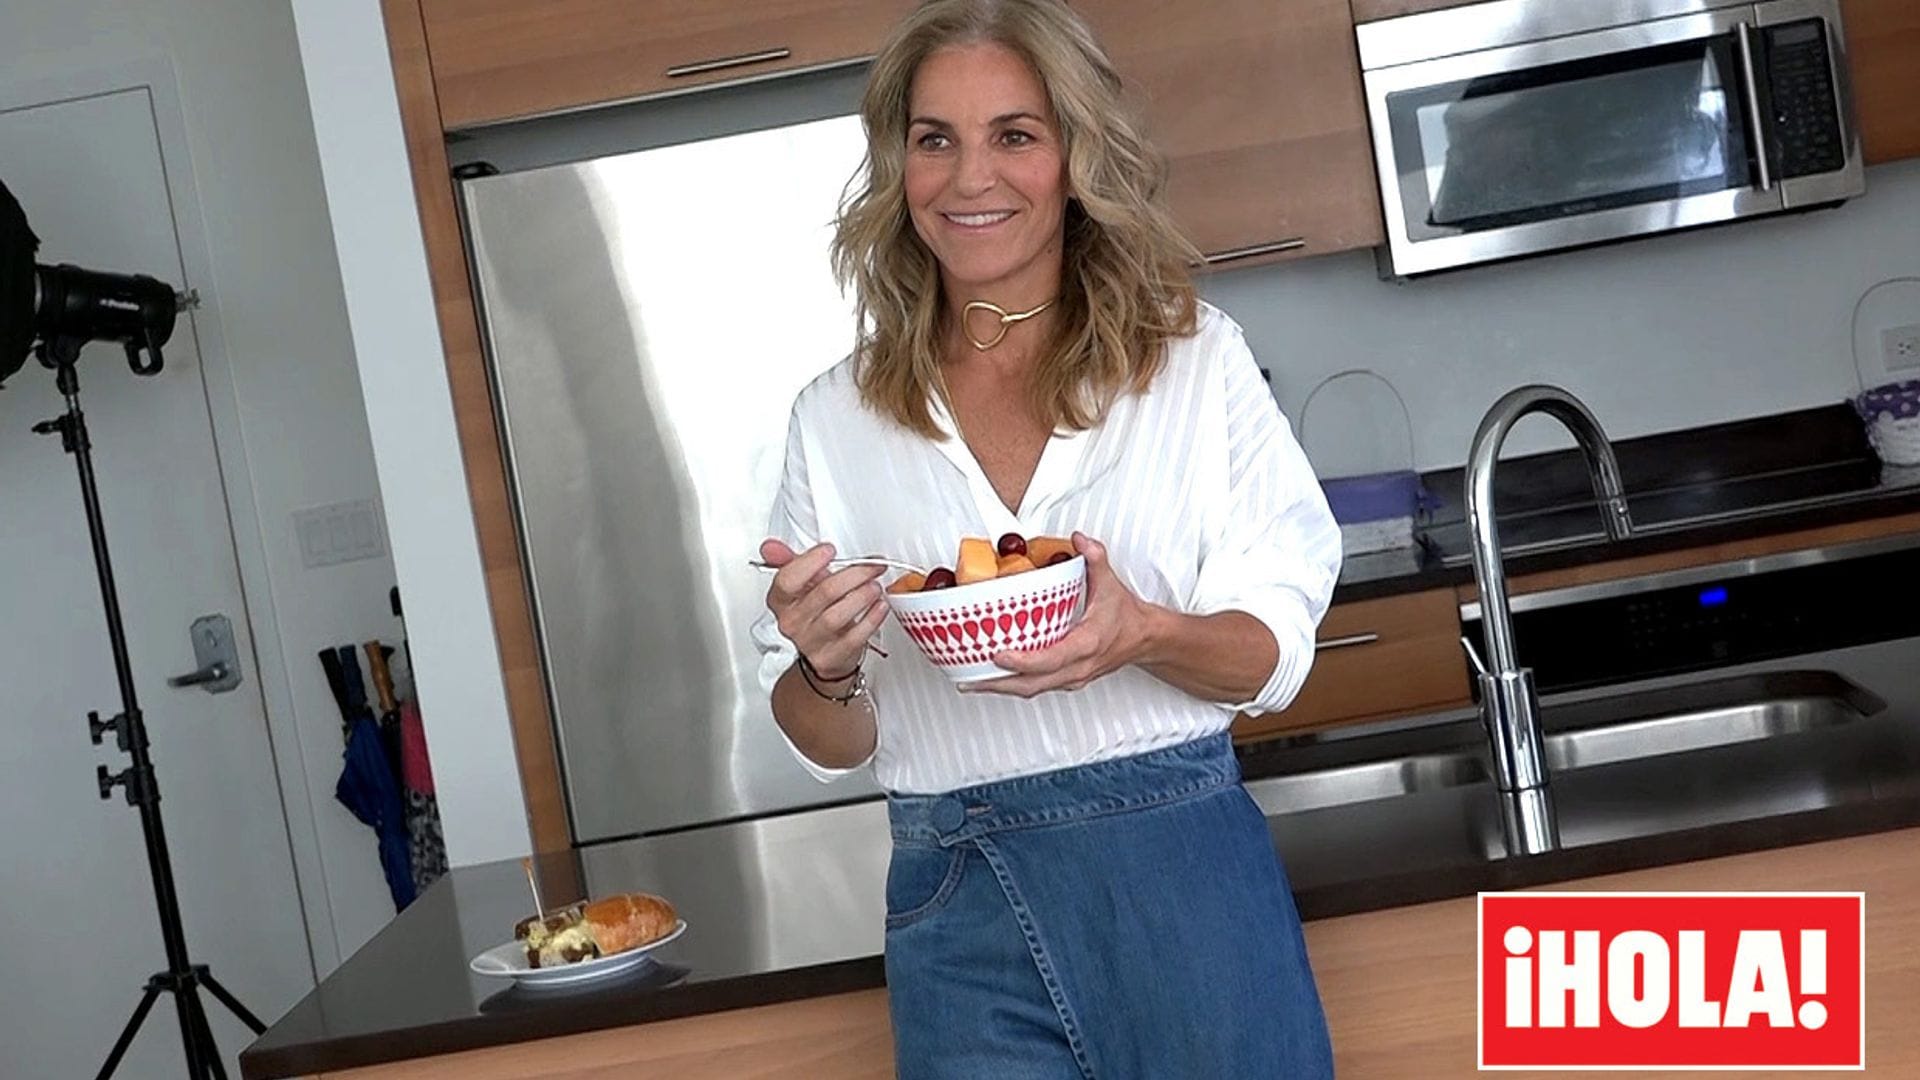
[
  {"xmin": 1046, "ymin": 552, "xmax": 1073, "ymax": 566},
  {"xmin": 997, "ymin": 533, "xmax": 1028, "ymax": 558},
  {"xmin": 922, "ymin": 567, "xmax": 957, "ymax": 591}
]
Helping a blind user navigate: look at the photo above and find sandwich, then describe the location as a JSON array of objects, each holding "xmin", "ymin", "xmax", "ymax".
[{"xmin": 513, "ymin": 892, "xmax": 678, "ymax": 968}]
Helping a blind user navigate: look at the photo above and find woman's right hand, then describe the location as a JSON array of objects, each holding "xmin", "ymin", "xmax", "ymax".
[{"xmin": 760, "ymin": 538, "xmax": 889, "ymax": 680}]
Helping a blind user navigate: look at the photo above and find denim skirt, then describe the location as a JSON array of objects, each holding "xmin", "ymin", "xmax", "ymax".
[{"xmin": 882, "ymin": 734, "xmax": 1334, "ymax": 1080}]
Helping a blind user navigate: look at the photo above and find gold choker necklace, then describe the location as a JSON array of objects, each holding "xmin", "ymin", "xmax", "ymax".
[{"xmin": 962, "ymin": 297, "xmax": 1055, "ymax": 351}]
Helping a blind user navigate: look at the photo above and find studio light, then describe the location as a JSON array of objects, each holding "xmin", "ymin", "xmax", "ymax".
[
  {"xmin": 1, "ymin": 177, "xmax": 179, "ymax": 385},
  {"xmin": 1, "ymin": 176, "xmax": 262, "ymax": 1080}
]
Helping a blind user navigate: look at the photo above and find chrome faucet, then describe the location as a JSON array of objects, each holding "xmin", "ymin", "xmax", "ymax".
[{"xmin": 1465, "ymin": 386, "xmax": 1633, "ymax": 855}]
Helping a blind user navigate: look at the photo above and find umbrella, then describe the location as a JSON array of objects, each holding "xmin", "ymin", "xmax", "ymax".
[
  {"xmin": 397, "ymin": 697, "xmax": 449, "ymax": 893},
  {"xmin": 363, "ymin": 642, "xmax": 406, "ymax": 789},
  {"xmin": 324, "ymin": 645, "xmax": 416, "ymax": 911},
  {"xmin": 366, "ymin": 641, "xmax": 447, "ymax": 892},
  {"xmin": 384, "ymin": 589, "xmax": 449, "ymax": 892}
]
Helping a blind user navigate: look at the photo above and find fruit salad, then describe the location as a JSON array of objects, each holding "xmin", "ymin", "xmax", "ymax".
[{"xmin": 887, "ymin": 532, "xmax": 1077, "ymax": 595}]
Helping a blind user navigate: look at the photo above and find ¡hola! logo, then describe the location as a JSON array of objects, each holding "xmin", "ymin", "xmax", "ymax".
[{"xmin": 1479, "ymin": 892, "xmax": 1864, "ymax": 1070}]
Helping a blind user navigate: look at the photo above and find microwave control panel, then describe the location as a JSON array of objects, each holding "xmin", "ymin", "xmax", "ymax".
[{"xmin": 1762, "ymin": 19, "xmax": 1846, "ymax": 178}]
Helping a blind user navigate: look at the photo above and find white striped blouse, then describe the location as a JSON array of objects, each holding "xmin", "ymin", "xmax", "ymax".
[{"xmin": 750, "ymin": 302, "xmax": 1343, "ymax": 795}]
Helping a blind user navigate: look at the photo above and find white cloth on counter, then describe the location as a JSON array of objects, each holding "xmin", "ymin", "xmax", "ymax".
[
  {"xmin": 1339, "ymin": 515, "xmax": 1417, "ymax": 557},
  {"xmin": 751, "ymin": 302, "xmax": 1343, "ymax": 794}
]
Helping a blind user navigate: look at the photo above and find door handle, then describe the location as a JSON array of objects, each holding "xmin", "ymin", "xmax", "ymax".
[
  {"xmin": 168, "ymin": 662, "xmax": 230, "ymax": 688},
  {"xmin": 1735, "ymin": 23, "xmax": 1773, "ymax": 193},
  {"xmin": 168, "ymin": 614, "xmax": 242, "ymax": 693}
]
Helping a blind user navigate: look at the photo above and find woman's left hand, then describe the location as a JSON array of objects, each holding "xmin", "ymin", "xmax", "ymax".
[{"xmin": 967, "ymin": 532, "xmax": 1160, "ymax": 698}]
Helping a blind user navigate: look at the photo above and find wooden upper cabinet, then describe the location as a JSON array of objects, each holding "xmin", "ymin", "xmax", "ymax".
[
  {"xmin": 417, "ymin": 0, "xmax": 912, "ymax": 129},
  {"xmin": 1842, "ymin": 0, "xmax": 1920, "ymax": 164},
  {"xmin": 1349, "ymin": 0, "xmax": 1462, "ymax": 18},
  {"xmin": 414, "ymin": 0, "xmax": 1386, "ymax": 259},
  {"xmin": 1076, "ymin": 0, "xmax": 1385, "ymax": 267}
]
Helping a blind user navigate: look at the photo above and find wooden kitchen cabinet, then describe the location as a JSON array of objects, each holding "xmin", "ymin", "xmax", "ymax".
[
  {"xmin": 417, "ymin": 0, "xmax": 913, "ymax": 129},
  {"xmin": 1248, "ymin": 511, "xmax": 1920, "ymax": 746},
  {"xmin": 1842, "ymin": 0, "xmax": 1920, "ymax": 164},
  {"xmin": 1235, "ymin": 587, "xmax": 1473, "ymax": 742},
  {"xmin": 1312, "ymin": 827, "xmax": 1920, "ymax": 1078},
  {"xmin": 1078, "ymin": 0, "xmax": 1385, "ymax": 268},
  {"xmin": 417, "ymin": 0, "xmax": 1386, "ymax": 254}
]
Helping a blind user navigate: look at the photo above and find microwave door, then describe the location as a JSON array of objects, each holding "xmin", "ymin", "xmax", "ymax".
[{"xmin": 1365, "ymin": 8, "xmax": 1784, "ymax": 275}]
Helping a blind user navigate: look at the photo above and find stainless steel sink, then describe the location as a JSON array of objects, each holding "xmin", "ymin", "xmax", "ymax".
[
  {"xmin": 1244, "ymin": 751, "xmax": 1486, "ymax": 817},
  {"xmin": 1243, "ymin": 671, "xmax": 1885, "ymax": 820},
  {"xmin": 1544, "ymin": 694, "xmax": 1870, "ymax": 771}
]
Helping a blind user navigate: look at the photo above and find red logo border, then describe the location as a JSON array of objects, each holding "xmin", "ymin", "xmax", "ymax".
[{"xmin": 1476, "ymin": 891, "xmax": 1866, "ymax": 1072}]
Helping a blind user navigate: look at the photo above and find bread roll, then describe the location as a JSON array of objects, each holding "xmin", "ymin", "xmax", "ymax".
[{"xmin": 581, "ymin": 892, "xmax": 678, "ymax": 956}]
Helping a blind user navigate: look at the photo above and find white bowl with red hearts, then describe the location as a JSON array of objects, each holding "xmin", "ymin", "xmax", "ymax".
[{"xmin": 886, "ymin": 556, "xmax": 1087, "ymax": 682}]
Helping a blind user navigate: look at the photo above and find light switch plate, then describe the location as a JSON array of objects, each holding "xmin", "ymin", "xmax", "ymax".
[{"xmin": 294, "ymin": 499, "xmax": 387, "ymax": 569}]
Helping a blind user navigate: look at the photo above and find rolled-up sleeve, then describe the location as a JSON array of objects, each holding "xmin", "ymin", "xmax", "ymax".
[
  {"xmin": 1187, "ymin": 330, "xmax": 1344, "ymax": 715},
  {"xmin": 749, "ymin": 406, "xmax": 876, "ymax": 781}
]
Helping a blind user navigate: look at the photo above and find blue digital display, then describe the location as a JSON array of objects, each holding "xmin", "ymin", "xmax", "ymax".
[{"xmin": 1698, "ymin": 586, "xmax": 1729, "ymax": 607}]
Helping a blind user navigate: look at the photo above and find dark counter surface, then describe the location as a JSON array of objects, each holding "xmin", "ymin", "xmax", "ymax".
[
  {"xmin": 241, "ymin": 638, "xmax": 1920, "ymax": 1079},
  {"xmin": 241, "ymin": 405, "xmax": 1920, "ymax": 1078},
  {"xmin": 1332, "ymin": 405, "xmax": 1920, "ymax": 603}
]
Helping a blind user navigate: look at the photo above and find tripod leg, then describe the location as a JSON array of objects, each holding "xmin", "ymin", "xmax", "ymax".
[
  {"xmin": 199, "ymin": 970, "xmax": 267, "ymax": 1034},
  {"xmin": 187, "ymin": 989, "xmax": 229, "ymax": 1080},
  {"xmin": 95, "ymin": 982, "xmax": 163, "ymax": 1080},
  {"xmin": 174, "ymin": 986, "xmax": 211, "ymax": 1080}
]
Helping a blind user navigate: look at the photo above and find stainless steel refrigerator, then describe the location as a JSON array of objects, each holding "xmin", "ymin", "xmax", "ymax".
[{"xmin": 457, "ymin": 106, "xmax": 883, "ymax": 844}]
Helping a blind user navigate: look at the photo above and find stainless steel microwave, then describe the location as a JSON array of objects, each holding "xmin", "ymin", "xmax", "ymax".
[{"xmin": 1357, "ymin": 0, "xmax": 1865, "ymax": 277}]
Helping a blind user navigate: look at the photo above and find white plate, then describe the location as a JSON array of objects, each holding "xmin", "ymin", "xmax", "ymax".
[{"xmin": 469, "ymin": 920, "xmax": 687, "ymax": 988}]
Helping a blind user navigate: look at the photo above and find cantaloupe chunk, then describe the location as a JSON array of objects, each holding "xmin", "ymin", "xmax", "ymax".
[
  {"xmin": 887, "ymin": 571, "xmax": 927, "ymax": 595},
  {"xmin": 995, "ymin": 553, "xmax": 1037, "ymax": 576},
  {"xmin": 956, "ymin": 537, "xmax": 999, "ymax": 584},
  {"xmin": 1026, "ymin": 535, "xmax": 1076, "ymax": 566}
]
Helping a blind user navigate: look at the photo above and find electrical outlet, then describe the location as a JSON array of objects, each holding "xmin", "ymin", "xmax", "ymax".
[{"xmin": 1885, "ymin": 322, "xmax": 1920, "ymax": 373}]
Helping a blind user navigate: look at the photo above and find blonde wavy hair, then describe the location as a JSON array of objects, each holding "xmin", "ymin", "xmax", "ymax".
[{"xmin": 832, "ymin": 0, "xmax": 1200, "ymax": 439}]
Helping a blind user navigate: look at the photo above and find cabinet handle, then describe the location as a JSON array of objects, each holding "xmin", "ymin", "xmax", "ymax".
[
  {"xmin": 666, "ymin": 47, "xmax": 793, "ymax": 79},
  {"xmin": 1202, "ymin": 237, "xmax": 1307, "ymax": 265},
  {"xmin": 1316, "ymin": 632, "xmax": 1380, "ymax": 651}
]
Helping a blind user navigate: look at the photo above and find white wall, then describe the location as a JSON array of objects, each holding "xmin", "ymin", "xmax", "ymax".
[
  {"xmin": 1206, "ymin": 158, "xmax": 1920, "ymax": 476},
  {"xmin": 289, "ymin": 0, "xmax": 533, "ymax": 869},
  {"xmin": 1, "ymin": 0, "xmax": 415, "ymax": 972}
]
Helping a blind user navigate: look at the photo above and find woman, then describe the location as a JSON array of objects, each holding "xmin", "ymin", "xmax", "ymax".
[{"xmin": 751, "ymin": 1, "xmax": 1342, "ymax": 1075}]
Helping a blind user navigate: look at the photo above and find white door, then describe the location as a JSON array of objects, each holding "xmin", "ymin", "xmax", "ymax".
[{"xmin": 0, "ymin": 88, "xmax": 313, "ymax": 1078}]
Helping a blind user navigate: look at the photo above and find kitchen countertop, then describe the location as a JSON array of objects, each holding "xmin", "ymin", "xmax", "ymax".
[
  {"xmin": 1332, "ymin": 404, "xmax": 1920, "ymax": 603},
  {"xmin": 240, "ymin": 637, "xmax": 1920, "ymax": 1080},
  {"xmin": 241, "ymin": 405, "xmax": 1920, "ymax": 1079}
]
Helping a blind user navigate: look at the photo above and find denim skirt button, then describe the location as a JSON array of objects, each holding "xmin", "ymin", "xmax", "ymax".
[{"xmin": 931, "ymin": 797, "xmax": 967, "ymax": 834}]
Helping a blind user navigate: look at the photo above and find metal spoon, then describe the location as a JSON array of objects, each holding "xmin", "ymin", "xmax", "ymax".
[
  {"xmin": 748, "ymin": 555, "xmax": 929, "ymax": 576},
  {"xmin": 747, "ymin": 557, "xmax": 898, "ymax": 662}
]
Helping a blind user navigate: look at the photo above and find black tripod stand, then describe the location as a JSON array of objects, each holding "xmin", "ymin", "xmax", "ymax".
[{"xmin": 32, "ymin": 336, "xmax": 267, "ymax": 1080}]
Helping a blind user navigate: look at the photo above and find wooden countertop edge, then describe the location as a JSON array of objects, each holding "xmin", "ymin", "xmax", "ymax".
[{"xmin": 1335, "ymin": 497, "xmax": 1920, "ymax": 606}]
